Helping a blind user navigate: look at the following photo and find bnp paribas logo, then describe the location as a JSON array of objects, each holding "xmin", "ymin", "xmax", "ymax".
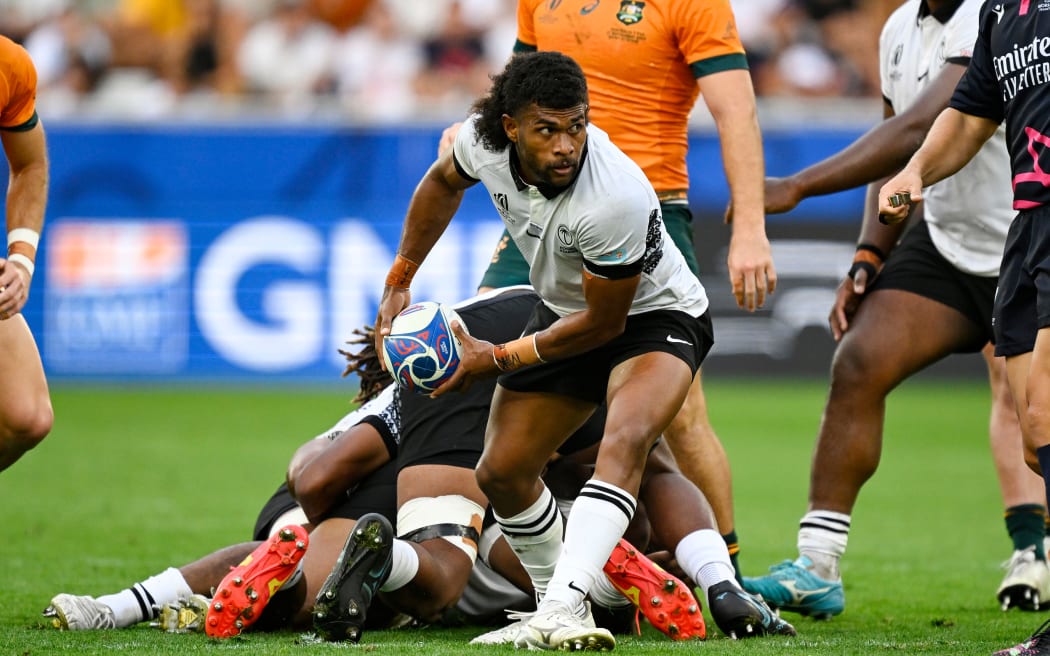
[{"xmin": 616, "ymin": 0, "xmax": 645, "ymax": 25}]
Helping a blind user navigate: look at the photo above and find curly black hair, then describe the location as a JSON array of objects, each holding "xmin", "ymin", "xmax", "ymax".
[
  {"xmin": 470, "ymin": 50, "xmax": 589, "ymax": 153},
  {"xmin": 339, "ymin": 325, "xmax": 393, "ymax": 404}
]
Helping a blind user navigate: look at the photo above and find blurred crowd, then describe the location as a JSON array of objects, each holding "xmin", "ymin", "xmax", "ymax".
[{"xmin": 0, "ymin": 0, "xmax": 899, "ymax": 122}]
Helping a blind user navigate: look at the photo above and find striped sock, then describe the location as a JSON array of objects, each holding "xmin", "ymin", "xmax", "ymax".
[
  {"xmin": 544, "ymin": 480, "xmax": 636, "ymax": 611},
  {"xmin": 98, "ymin": 567, "xmax": 193, "ymax": 627},
  {"xmin": 495, "ymin": 485, "xmax": 564, "ymax": 599},
  {"xmin": 798, "ymin": 510, "xmax": 850, "ymax": 581}
]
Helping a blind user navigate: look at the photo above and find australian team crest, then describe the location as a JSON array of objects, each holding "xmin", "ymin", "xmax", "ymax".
[{"xmin": 617, "ymin": 0, "xmax": 645, "ymax": 25}]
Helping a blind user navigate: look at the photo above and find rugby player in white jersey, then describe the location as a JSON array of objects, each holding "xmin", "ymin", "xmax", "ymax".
[
  {"xmin": 374, "ymin": 51, "xmax": 787, "ymax": 651},
  {"xmin": 742, "ymin": 0, "xmax": 1036, "ymax": 618}
]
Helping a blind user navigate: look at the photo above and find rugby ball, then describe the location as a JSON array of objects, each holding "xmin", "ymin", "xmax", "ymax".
[{"xmin": 382, "ymin": 301, "xmax": 466, "ymax": 394}]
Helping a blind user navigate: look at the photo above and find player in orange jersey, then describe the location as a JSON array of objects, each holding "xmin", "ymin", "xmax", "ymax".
[
  {"xmin": 0, "ymin": 35, "xmax": 52, "ymax": 472},
  {"xmin": 442, "ymin": 0, "xmax": 773, "ymax": 582}
]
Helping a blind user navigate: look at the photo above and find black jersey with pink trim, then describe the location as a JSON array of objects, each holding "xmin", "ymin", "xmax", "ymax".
[{"xmin": 951, "ymin": 1, "xmax": 1050, "ymax": 209}]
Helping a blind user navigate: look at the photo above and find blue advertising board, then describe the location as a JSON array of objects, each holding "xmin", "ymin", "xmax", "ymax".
[{"xmin": 21, "ymin": 122, "xmax": 975, "ymax": 383}]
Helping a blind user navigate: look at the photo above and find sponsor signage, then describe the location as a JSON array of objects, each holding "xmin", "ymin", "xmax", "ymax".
[{"xmin": 21, "ymin": 123, "xmax": 981, "ymax": 381}]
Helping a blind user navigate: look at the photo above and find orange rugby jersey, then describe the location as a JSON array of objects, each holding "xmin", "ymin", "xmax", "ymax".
[
  {"xmin": 0, "ymin": 35, "xmax": 38, "ymax": 130},
  {"xmin": 517, "ymin": 0, "xmax": 747, "ymax": 198}
]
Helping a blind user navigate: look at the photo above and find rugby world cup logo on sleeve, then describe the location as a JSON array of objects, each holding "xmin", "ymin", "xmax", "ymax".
[{"xmin": 493, "ymin": 192, "xmax": 513, "ymax": 223}]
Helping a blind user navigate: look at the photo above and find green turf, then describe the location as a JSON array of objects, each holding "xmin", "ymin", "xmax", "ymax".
[{"xmin": 1, "ymin": 379, "xmax": 1043, "ymax": 654}]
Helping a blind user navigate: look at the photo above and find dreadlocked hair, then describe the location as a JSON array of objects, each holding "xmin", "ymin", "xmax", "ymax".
[
  {"xmin": 471, "ymin": 50, "xmax": 589, "ymax": 153},
  {"xmin": 339, "ymin": 325, "xmax": 393, "ymax": 404}
]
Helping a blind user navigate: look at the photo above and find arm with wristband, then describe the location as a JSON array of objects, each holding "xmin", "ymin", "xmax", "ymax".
[
  {"xmin": 374, "ymin": 141, "xmax": 475, "ymax": 367},
  {"xmin": 0, "ymin": 119, "xmax": 48, "ymax": 318}
]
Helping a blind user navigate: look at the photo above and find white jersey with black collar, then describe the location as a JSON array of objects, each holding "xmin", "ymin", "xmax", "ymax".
[
  {"xmin": 880, "ymin": 0, "xmax": 1012, "ymax": 276},
  {"xmin": 453, "ymin": 116, "xmax": 708, "ymax": 318}
]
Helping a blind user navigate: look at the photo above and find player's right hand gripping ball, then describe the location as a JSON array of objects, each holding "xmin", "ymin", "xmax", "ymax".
[{"xmin": 382, "ymin": 302, "xmax": 466, "ymax": 394}]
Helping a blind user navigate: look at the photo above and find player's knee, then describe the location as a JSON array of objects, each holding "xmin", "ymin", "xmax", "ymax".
[
  {"xmin": 828, "ymin": 339, "xmax": 890, "ymax": 393},
  {"xmin": 2, "ymin": 397, "xmax": 53, "ymax": 450},
  {"xmin": 601, "ymin": 424, "xmax": 657, "ymax": 464},
  {"xmin": 475, "ymin": 458, "xmax": 529, "ymax": 504},
  {"xmin": 669, "ymin": 380, "xmax": 710, "ymax": 428},
  {"xmin": 1024, "ymin": 400, "xmax": 1050, "ymax": 438}
]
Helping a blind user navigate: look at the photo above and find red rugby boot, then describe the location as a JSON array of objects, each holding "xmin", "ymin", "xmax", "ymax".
[
  {"xmin": 205, "ymin": 525, "xmax": 309, "ymax": 638},
  {"xmin": 603, "ymin": 539, "xmax": 706, "ymax": 640}
]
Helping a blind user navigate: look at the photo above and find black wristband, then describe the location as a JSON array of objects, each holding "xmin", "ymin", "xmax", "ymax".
[
  {"xmin": 855, "ymin": 243, "xmax": 886, "ymax": 261},
  {"xmin": 848, "ymin": 260, "xmax": 878, "ymax": 281}
]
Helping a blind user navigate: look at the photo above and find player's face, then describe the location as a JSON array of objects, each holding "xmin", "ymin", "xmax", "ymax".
[{"xmin": 505, "ymin": 103, "xmax": 588, "ymax": 189}]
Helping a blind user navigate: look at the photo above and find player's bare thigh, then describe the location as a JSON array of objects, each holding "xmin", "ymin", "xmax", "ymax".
[
  {"xmin": 0, "ymin": 313, "xmax": 50, "ymax": 425},
  {"xmin": 481, "ymin": 386, "xmax": 595, "ymax": 483},
  {"xmin": 595, "ymin": 351, "xmax": 693, "ymax": 492},
  {"xmin": 834, "ymin": 288, "xmax": 986, "ymax": 386}
]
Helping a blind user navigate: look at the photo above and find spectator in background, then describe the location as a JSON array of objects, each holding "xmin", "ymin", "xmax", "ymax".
[
  {"xmin": 0, "ymin": 0, "xmax": 73, "ymax": 43},
  {"xmin": 23, "ymin": 5, "xmax": 111, "ymax": 114},
  {"xmin": 332, "ymin": 1, "xmax": 423, "ymax": 122},
  {"xmin": 813, "ymin": 2, "xmax": 881, "ymax": 97},
  {"xmin": 102, "ymin": 0, "xmax": 187, "ymax": 72},
  {"xmin": 739, "ymin": 0, "xmax": 881, "ymax": 98},
  {"xmin": 384, "ymin": 0, "xmax": 509, "ymax": 116},
  {"xmin": 235, "ymin": 0, "xmax": 337, "ymax": 113},
  {"xmin": 308, "ymin": 0, "xmax": 373, "ymax": 33},
  {"xmin": 164, "ymin": 0, "xmax": 236, "ymax": 97},
  {"xmin": 412, "ymin": 0, "xmax": 490, "ymax": 115}
]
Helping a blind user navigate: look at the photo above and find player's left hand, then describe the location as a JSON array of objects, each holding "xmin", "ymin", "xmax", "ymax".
[
  {"xmin": 0, "ymin": 257, "xmax": 30, "ymax": 319},
  {"xmin": 429, "ymin": 320, "xmax": 497, "ymax": 397},
  {"xmin": 727, "ymin": 233, "xmax": 777, "ymax": 312}
]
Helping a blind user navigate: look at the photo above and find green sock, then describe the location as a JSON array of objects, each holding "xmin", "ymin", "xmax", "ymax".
[
  {"xmin": 1005, "ymin": 504, "xmax": 1047, "ymax": 559},
  {"xmin": 722, "ymin": 530, "xmax": 743, "ymax": 585}
]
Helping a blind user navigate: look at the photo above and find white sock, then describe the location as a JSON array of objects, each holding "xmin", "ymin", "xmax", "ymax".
[
  {"xmin": 380, "ymin": 539, "xmax": 419, "ymax": 592},
  {"xmin": 495, "ymin": 485, "xmax": 564, "ymax": 599},
  {"xmin": 798, "ymin": 510, "xmax": 850, "ymax": 581},
  {"xmin": 590, "ymin": 573, "xmax": 631, "ymax": 609},
  {"xmin": 544, "ymin": 480, "xmax": 636, "ymax": 611},
  {"xmin": 98, "ymin": 567, "xmax": 193, "ymax": 627},
  {"xmin": 675, "ymin": 529, "xmax": 737, "ymax": 599}
]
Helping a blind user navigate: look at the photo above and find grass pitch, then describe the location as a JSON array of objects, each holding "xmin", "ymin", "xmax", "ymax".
[{"xmin": 1, "ymin": 378, "xmax": 1042, "ymax": 654}]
